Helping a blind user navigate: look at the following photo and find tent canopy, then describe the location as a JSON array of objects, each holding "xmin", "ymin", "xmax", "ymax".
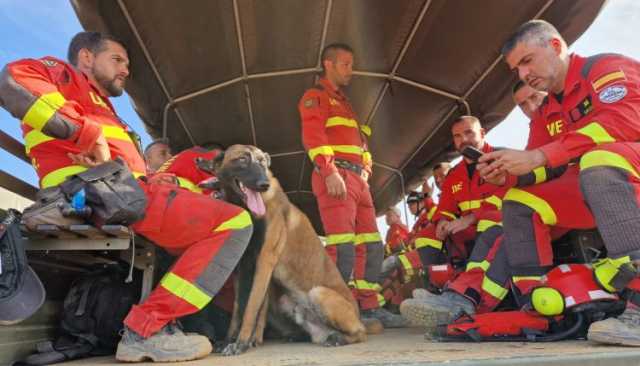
[{"xmin": 72, "ymin": 0, "xmax": 605, "ymax": 233}]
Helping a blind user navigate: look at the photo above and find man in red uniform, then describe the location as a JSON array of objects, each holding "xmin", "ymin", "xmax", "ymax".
[
  {"xmin": 399, "ymin": 116, "xmax": 508, "ymax": 329},
  {"xmin": 298, "ymin": 43, "xmax": 405, "ymax": 327},
  {"xmin": 144, "ymin": 138, "xmax": 172, "ymax": 173},
  {"xmin": 384, "ymin": 207, "xmax": 409, "ymax": 257},
  {"xmin": 479, "ymin": 20, "xmax": 640, "ymax": 345},
  {"xmin": 0, "ymin": 32, "xmax": 253, "ymax": 362}
]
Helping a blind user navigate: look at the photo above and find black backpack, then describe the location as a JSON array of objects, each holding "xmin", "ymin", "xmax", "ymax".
[{"xmin": 16, "ymin": 263, "xmax": 140, "ymax": 365}]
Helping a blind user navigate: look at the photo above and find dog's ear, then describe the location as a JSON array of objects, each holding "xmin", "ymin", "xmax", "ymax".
[
  {"xmin": 212, "ymin": 151, "xmax": 226, "ymax": 173},
  {"xmin": 263, "ymin": 152, "xmax": 271, "ymax": 168}
]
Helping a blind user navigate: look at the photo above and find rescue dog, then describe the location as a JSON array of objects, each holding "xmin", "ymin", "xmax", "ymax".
[{"xmin": 197, "ymin": 144, "xmax": 377, "ymax": 355}]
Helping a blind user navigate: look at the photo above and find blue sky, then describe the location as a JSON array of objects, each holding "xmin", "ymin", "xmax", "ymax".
[{"xmin": 0, "ymin": 0, "xmax": 638, "ymax": 235}]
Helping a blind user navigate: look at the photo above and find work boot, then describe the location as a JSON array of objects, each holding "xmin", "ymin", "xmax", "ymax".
[
  {"xmin": 412, "ymin": 288, "xmax": 433, "ymax": 300},
  {"xmin": 400, "ymin": 291, "xmax": 475, "ymax": 332},
  {"xmin": 116, "ymin": 324, "xmax": 212, "ymax": 362},
  {"xmin": 588, "ymin": 307, "xmax": 640, "ymax": 346},
  {"xmin": 361, "ymin": 307, "xmax": 408, "ymax": 328}
]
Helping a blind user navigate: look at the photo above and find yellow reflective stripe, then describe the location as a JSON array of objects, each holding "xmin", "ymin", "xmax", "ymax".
[
  {"xmin": 504, "ymin": 188, "xmax": 557, "ymax": 225},
  {"xmin": 593, "ymin": 256, "xmax": 631, "ymax": 292},
  {"xmin": 102, "ymin": 125, "xmax": 133, "ymax": 143},
  {"xmin": 484, "ymin": 195, "xmax": 502, "ymax": 210},
  {"xmin": 308, "ymin": 145, "xmax": 334, "ymax": 161},
  {"xmin": 326, "ymin": 116, "xmax": 358, "ymax": 129},
  {"xmin": 362, "ymin": 151, "xmax": 372, "ymax": 165},
  {"xmin": 25, "ymin": 125, "xmax": 134, "ymax": 154},
  {"xmin": 398, "ymin": 254, "xmax": 415, "ymax": 276},
  {"xmin": 360, "ymin": 125, "xmax": 372, "ymax": 136},
  {"xmin": 377, "ymin": 293, "xmax": 386, "ymax": 306},
  {"xmin": 477, "ymin": 219, "xmax": 501, "ymax": 232},
  {"xmin": 355, "ymin": 232, "xmax": 382, "ymax": 245},
  {"xmin": 482, "ymin": 276, "xmax": 508, "ymax": 300},
  {"xmin": 440, "ymin": 211, "xmax": 457, "ymax": 220},
  {"xmin": 592, "ymin": 70, "xmax": 626, "ymax": 91},
  {"xmin": 177, "ymin": 177, "xmax": 203, "ymax": 193},
  {"xmin": 23, "ymin": 92, "xmax": 66, "ymax": 130},
  {"xmin": 414, "ymin": 237, "xmax": 443, "ymax": 251},
  {"xmin": 512, "ymin": 275, "xmax": 542, "ymax": 283},
  {"xmin": 40, "ymin": 165, "xmax": 88, "ymax": 188},
  {"xmin": 466, "ymin": 260, "xmax": 489, "ymax": 272},
  {"xmin": 576, "ymin": 122, "xmax": 615, "ymax": 144},
  {"xmin": 332, "ymin": 145, "xmax": 364, "ymax": 155},
  {"xmin": 533, "ymin": 167, "xmax": 547, "ymax": 184},
  {"xmin": 213, "ymin": 210, "xmax": 252, "ymax": 232},
  {"xmin": 24, "ymin": 129, "xmax": 54, "ymax": 154},
  {"xmin": 580, "ymin": 150, "xmax": 638, "ymax": 178},
  {"xmin": 353, "ymin": 279, "xmax": 376, "ymax": 290},
  {"xmin": 160, "ymin": 272, "xmax": 211, "ymax": 309},
  {"xmin": 427, "ymin": 206, "xmax": 437, "ymax": 221},
  {"xmin": 458, "ymin": 200, "xmax": 482, "ymax": 211},
  {"xmin": 326, "ymin": 233, "xmax": 356, "ymax": 245}
]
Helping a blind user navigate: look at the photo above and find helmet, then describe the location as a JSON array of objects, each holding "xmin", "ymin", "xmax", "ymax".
[
  {"xmin": 406, "ymin": 191, "xmax": 424, "ymax": 204},
  {"xmin": 531, "ymin": 264, "xmax": 619, "ymax": 316}
]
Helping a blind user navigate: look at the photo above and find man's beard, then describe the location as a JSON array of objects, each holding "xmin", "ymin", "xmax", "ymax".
[{"xmin": 93, "ymin": 67, "xmax": 124, "ymax": 97}]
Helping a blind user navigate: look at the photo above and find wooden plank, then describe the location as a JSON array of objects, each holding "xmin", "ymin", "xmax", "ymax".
[
  {"xmin": 0, "ymin": 170, "xmax": 37, "ymax": 201},
  {"xmin": 34, "ymin": 224, "xmax": 79, "ymax": 239},
  {"xmin": 0, "ymin": 129, "xmax": 29, "ymax": 164},
  {"xmin": 101, "ymin": 225, "xmax": 130, "ymax": 238},
  {"xmin": 68, "ymin": 224, "xmax": 107, "ymax": 239}
]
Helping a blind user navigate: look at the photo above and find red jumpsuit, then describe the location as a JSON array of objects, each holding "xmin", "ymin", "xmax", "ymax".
[
  {"xmin": 299, "ymin": 77, "xmax": 384, "ymax": 310},
  {"xmin": 0, "ymin": 57, "xmax": 252, "ymax": 338},
  {"xmin": 385, "ymin": 222, "xmax": 409, "ymax": 257},
  {"xmin": 401, "ymin": 145, "xmax": 509, "ymax": 309},
  {"xmin": 502, "ymin": 53, "xmax": 640, "ymax": 296}
]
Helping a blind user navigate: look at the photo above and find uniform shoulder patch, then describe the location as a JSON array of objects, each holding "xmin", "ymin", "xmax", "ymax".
[
  {"xmin": 303, "ymin": 98, "xmax": 319, "ymax": 109},
  {"xmin": 599, "ymin": 85, "xmax": 627, "ymax": 104},
  {"xmin": 40, "ymin": 59, "xmax": 57, "ymax": 67}
]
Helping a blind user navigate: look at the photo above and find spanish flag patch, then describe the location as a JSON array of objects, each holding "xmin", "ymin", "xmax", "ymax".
[{"xmin": 592, "ymin": 70, "xmax": 626, "ymax": 92}]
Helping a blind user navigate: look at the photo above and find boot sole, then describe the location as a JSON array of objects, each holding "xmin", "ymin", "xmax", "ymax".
[
  {"xmin": 589, "ymin": 329, "xmax": 640, "ymax": 347},
  {"xmin": 399, "ymin": 300, "xmax": 454, "ymax": 332},
  {"xmin": 116, "ymin": 342, "xmax": 212, "ymax": 362}
]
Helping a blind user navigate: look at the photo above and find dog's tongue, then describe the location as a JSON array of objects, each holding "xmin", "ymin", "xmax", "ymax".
[{"xmin": 242, "ymin": 186, "xmax": 265, "ymax": 217}]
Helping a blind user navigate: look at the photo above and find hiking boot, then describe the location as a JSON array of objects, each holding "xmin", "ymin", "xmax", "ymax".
[
  {"xmin": 361, "ymin": 307, "xmax": 408, "ymax": 328},
  {"xmin": 412, "ymin": 288, "xmax": 434, "ymax": 300},
  {"xmin": 400, "ymin": 291, "xmax": 475, "ymax": 332},
  {"xmin": 589, "ymin": 307, "xmax": 640, "ymax": 346},
  {"xmin": 116, "ymin": 324, "xmax": 212, "ymax": 362}
]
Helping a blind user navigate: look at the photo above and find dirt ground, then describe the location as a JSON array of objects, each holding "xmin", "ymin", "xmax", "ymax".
[{"xmin": 61, "ymin": 327, "xmax": 640, "ymax": 366}]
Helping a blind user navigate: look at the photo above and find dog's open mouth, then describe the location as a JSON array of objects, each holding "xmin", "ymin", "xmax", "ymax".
[{"xmin": 237, "ymin": 179, "xmax": 266, "ymax": 217}]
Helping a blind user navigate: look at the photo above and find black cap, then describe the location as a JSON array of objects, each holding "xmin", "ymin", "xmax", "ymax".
[
  {"xmin": 406, "ymin": 191, "xmax": 424, "ymax": 204},
  {"xmin": 0, "ymin": 210, "xmax": 45, "ymax": 325}
]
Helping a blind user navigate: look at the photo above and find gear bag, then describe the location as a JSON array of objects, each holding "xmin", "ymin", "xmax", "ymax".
[
  {"xmin": 59, "ymin": 158, "xmax": 147, "ymax": 227},
  {"xmin": 14, "ymin": 263, "xmax": 141, "ymax": 365}
]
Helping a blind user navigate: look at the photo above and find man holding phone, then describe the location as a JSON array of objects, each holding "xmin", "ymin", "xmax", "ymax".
[{"xmin": 400, "ymin": 116, "xmax": 510, "ymax": 330}]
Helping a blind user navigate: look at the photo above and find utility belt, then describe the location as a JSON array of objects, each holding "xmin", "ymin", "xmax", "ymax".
[{"xmin": 334, "ymin": 159, "xmax": 363, "ymax": 175}]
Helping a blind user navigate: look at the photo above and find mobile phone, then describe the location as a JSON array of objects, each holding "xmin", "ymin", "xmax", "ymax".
[{"xmin": 461, "ymin": 146, "xmax": 483, "ymax": 162}]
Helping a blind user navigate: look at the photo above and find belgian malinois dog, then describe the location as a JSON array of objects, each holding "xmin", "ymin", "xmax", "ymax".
[{"xmin": 197, "ymin": 144, "xmax": 377, "ymax": 356}]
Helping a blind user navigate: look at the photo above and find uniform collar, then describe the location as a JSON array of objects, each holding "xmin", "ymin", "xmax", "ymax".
[
  {"xmin": 552, "ymin": 53, "xmax": 585, "ymax": 103},
  {"xmin": 319, "ymin": 77, "xmax": 347, "ymax": 100}
]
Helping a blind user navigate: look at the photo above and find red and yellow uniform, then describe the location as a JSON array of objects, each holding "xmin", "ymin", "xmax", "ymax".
[
  {"xmin": 502, "ymin": 53, "xmax": 640, "ymax": 297},
  {"xmin": 385, "ymin": 222, "xmax": 409, "ymax": 257},
  {"xmin": 0, "ymin": 57, "xmax": 252, "ymax": 338},
  {"xmin": 0, "ymin": 56, "xmax": 145, "ymax": 187},
  {"xmin": 156, "ymin": 146, "xmax": 221, "ymax": 195},
  {"xmin": 299, "ymin": 77, "xmax": 383, "ymax": 310}
]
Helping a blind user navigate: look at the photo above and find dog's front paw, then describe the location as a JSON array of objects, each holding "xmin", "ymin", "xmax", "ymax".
[
  {"xmin": 323, "ymin": 332, "xmax": 348, "ymax": 347},
  {"xmin": 222, "ymin": 341, "xmax": 251, "ymax": 356}
]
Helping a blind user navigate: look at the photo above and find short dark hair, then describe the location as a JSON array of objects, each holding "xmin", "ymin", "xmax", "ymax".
[
  {"xmin": 501, "ymin": 20, "xmax": 561, "ymax": 57},
  {"xmin": 144, "ymin": 138, "xmax": 170, "ymax": 156},
  {"xmin": 433, "ymin": 162, "xmax": 450, "ymax": 172},
  {"xmin": 512, "ymin": 80, "xmax": 526, "ymax": 95},
  {"xmin": 68, "ymin": 31, "xmax": 125, "ymax": 66},
  {"xmin": 320, "ymin": 43, "xmax": 353, "ymax": 74}
]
